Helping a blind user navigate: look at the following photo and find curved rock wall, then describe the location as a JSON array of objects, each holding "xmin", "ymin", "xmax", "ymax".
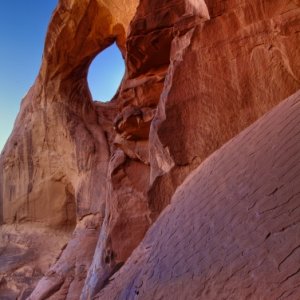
[
  {"xmin": 149, "ymin": 0, "xmax": 300, "ymax": 217},
  {"xmin": 97, "ymin": 90, "xmax": 300, "ymax": 300},
  {"xmin": 0, "ymin": 0, "xmax": 139, "ymax": 227},
  {"xmin": 0, "ymin": 0, "xmax": 139, "ymax": 297},
  {"xmin": 0, "ymin": 0, "xmax": 299, "ymax": 298}
]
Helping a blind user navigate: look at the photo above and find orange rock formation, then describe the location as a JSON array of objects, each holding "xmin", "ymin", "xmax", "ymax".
[{"xmin": 0, "ymin": 0, "xmax": 299, "ymax": 299}]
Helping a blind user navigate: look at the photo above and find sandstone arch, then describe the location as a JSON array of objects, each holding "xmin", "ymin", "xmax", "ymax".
[
  {"xmin": 0, "ymin": 0, "xmax": 139, "ymax": 297},
  {"xmin": 0, "ymin": 0, "xmax": 139, "ymax": 227},
  {"xmin": 0, "ymin": 0, "xmax": 299, "ymax": 298}
]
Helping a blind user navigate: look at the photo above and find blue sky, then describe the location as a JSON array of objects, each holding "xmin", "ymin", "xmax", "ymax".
[
  {"xmin": 88, "ymin": 43, "xmax": 125, "ymax": 102},
  {"xmin": 0, "ymin": 1, "xmax": 124, "ymax": 152}
]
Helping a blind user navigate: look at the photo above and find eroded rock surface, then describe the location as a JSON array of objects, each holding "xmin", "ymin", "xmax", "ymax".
[
  {"xmin": 0, "ymin": 224, "xmax": 71, "ymax": 299},
  {"xmin": 0, "ymin": 0, "xmax": 299, "ymax": 298},
  {"xmin": 97, "ymin": 91, "xmax": 300, "ymax": 300}
]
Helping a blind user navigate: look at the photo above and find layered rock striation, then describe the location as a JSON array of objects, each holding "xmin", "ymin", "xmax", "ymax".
[{"xmin": 0, "ymin": 0, "xmax": 299, "ymax": 299}]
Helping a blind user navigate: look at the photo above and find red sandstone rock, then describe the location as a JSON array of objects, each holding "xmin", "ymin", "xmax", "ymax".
[
  {"xmin": 0, "ymin": 0, "xmax": 299, "ymax": 298},
  {"xmin": 96, "ymin": 91, "xmax": 300, "ymax": 299}
]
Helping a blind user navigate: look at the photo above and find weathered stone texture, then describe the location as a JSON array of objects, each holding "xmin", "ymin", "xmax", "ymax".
[
  {"xmin": 0, "ymin": 0, "xmax": 299, "ymax": 298},
  {"xmin": 149, "ymin": 0, "xmax": 300, "ymax": 217},
  {"xmin": 97, "ymin": 91, "xmax": 300, "ymax": 300}
]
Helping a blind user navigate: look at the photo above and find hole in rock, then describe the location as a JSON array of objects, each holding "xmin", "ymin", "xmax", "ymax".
[{"xmin": 88, "ymin": 43, "xmax": 125, "ymax": 102}]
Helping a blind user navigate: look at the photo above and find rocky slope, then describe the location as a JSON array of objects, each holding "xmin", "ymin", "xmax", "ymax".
[
  {"xmin": 0, "ymin": 0, "xmax": 299, "ymax": 299},
  {"xmin": 97, "ymin": 91, "xmax": 300, "ymax": 300}
]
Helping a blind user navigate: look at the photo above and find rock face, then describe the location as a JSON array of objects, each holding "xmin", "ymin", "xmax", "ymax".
[
  {"xmin": 0, "ymin": 0, "xmax": 299, "ymax": 299},
  {"xmin": 97, "ymin": 91, "xmax": 300, "ymax": 299}
]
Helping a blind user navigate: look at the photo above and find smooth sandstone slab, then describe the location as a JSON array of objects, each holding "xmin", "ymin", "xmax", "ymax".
[{"xmin": 97, "ymin": 91, "xmax": 300, "ymax": 299}]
